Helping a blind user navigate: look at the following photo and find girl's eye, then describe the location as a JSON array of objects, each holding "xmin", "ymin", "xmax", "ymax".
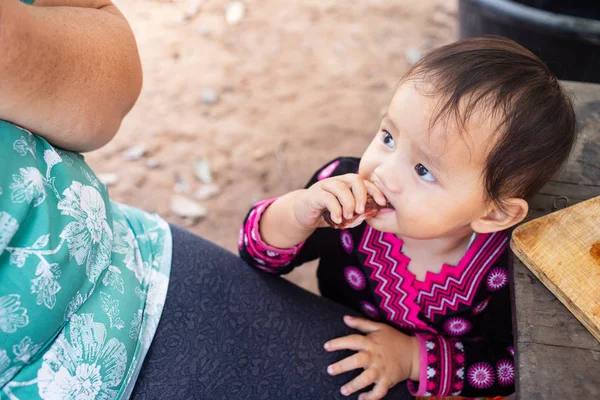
[
  {"xmin": 415, "ymin": 163, "xmax": 437, "ymax": 182},
  {"xmin": 381, "ymin": 130, "xmax": 394, "ymax": 148}
]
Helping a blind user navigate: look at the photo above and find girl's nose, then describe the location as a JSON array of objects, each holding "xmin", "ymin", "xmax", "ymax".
[{"xmin": 374, "ymin": 164, "xmax": 402, "ymax": 194}]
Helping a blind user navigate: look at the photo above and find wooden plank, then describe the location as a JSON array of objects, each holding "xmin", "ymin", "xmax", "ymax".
[
  {"xmin": 511, "ymin": 259, "xmax": 600, "ymax": 351},
  {"xmin": 552, "ymin": 81, "xmax": 600, "ymax": 186},
  {"xmin": 526, "ymin": 182, "xmax": 600, "ymax": 223},
  {"xmin": 511, "ymin": 197, "xmax": 600, "ymax": 341},
  {"xmin": 516, "ymin": 342, "xmax": 600, "ymax": 399},
  {"xmin": 511, "ymin": 81, "xmax": 600, "ymax": 398}
]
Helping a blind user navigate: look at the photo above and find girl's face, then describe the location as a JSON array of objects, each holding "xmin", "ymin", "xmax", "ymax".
[{"xmin": 358, "ymin": 81, "xmax": 497, "ymax": 240}]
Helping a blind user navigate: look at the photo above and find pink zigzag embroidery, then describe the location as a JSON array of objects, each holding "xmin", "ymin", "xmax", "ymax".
[
  {"xmin": 418, "ymin": 231, "xmax": 509, "ymax": 319},
  {"xmin": 359, "ymin": 226, "xmax": 431, "ymax": 331}
]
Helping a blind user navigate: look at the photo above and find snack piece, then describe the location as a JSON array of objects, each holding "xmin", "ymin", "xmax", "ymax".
[{"xmin": 322, "ymin": 195, "xmax": 393, "ymax": 229}]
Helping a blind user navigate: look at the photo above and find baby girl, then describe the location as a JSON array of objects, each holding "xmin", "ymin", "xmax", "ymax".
[{"xmin": 239, "ymin": 36, "xmax": 576, "ymax": 399}]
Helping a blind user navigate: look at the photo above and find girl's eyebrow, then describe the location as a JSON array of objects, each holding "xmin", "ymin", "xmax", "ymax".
[{"xmin": 382, "ymin": 113, "xmax": 399, "ymax": 132}]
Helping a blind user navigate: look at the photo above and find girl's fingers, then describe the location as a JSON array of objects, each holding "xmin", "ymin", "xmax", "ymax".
[
  {"xmin": 325, "ymin": 174, "xmax": 370, "ymax": 215},
  {"xmin": 344, "ymin": 315, "xmax": 381, "ymax": 333},
  {"xmin": 321, "ymin": 180, "xmax": 356, "ymax": 220},
  {"xmin": 363, "ymin": 180, "xmax": 388, "ymax": 207},
  {"xmin": 340, "ymin": 368, "xmax": 378, "ymax": 397},
  {"xmin": 358, "ymin": 380, "xmax": 390, "ymax": 400},
  {"xmin": 318, "ymin": 191, "xmax": 343, "ymax": 224},
  {"xmin": 327, "ymin": 352, "xmax": 370, "ymax": 376},
  {"xmin": 358, "ymin": 379, "xmax": 390, "ymax": 400},
  {"xmin": 324, "ymin": 334, "xmax": 368, "ymax": 352},
  {"xmin": 345, "ymin": 177, "xmax": 368, "ymax": 214}
]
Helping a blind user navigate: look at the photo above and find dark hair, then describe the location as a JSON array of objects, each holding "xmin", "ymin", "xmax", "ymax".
[{"xmin": 405, "ymin": 36, "xmax": 577, "ymax": 208}]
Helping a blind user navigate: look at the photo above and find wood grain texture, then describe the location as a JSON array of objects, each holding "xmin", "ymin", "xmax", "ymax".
[
  {"xmin": 517, "ymin": 343, "xmax": 600, "ymax": 399},
  {"xmin": 511, "ymin": 196, "xmax": 600, "ymax": 341},
  {"xmin": 511, "ymin": 81, "xmax": 600, "ymax": 399}
]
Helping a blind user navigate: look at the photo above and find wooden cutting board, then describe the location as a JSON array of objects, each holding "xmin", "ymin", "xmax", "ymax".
[{"xmin": 511, "ymin": 196, "xmax": 600, "ymax": 342}]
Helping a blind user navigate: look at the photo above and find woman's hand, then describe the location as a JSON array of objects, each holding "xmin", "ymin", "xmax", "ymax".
[
  {"xmin": 293, "ymin": 174, "xmax": 388, "ymax": 230},
  {"xmin": 324, "ymin": 316, "xmax": 421, "ymax": 400}
]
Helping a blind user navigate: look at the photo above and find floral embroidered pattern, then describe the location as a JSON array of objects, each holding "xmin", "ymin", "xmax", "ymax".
[
  {"xmin": 496, "ymin": 359, "xmax": 515, "ymax": 386},
  {"xmin": 360, "ymin": 301, "xmax": 380, "ymax": 320},
  {"xmin": 468, "ymin": 362, "xmax": 495, "ymax": 389},
  {"xmin": 507, "ymin": 346, "xmax": 515, "ymax": 357},
  {"xmin": 344, "ymin": 266, "xmax": 366, "ymax": 291},
  {"xmin": 486, "ymin": 267, "xmax": 509, "ymax": 291},
  {"xmin": 340, "ymin": 229, "xmax": 354, "ymax": 254},
  {"xmin": 472, "ymin": 296, "xmax": 491, "ymax": 315},
  {"xmin": 443, "ymin": 317, "xmax": 472, "ymax": 336}
]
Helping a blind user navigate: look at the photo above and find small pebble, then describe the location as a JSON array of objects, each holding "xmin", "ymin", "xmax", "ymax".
[
  {"xmin": 122, "ymin": 145, "xmax": 147, "ymax": 161},
  {"xmin": 145, "ymin": 159, "xmax": 160, "ymax": 169},
  {"xmin": 174, "ymin": 173, "xmax": 191, "ymax": 194},
  {"xmin": 404, "ymin": 47, "xmax": 422, "ymax": 65},
  {"xmin": 193, "ymin": 158, "xmax": 213, "ymax": 184},
  {"xmin": 226, "ymin": 1, "xmax": 245, "ymax": 25},
  {"xmin": 170, "ymin": 195, "xmax": 208, "ymax": 219},
  {"xmin": 201, "ymin": 88, "xmax": 218, "ymax": 105},
  {"xmin": 182, "ymin": 0, "xmax": 204, "ymax": 21},
  {"xmin": 194, "ymin": 184, "xmax": 220, "ymax": 200}
]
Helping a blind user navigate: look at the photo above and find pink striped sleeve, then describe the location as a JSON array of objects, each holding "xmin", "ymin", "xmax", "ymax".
[
  {"xmin": 407, "ymin": 333, "xmax": 465, "ymax": 397},
  {"xmin": 239, "ymin": 198, "xmax": 305, "ymax": 272}
]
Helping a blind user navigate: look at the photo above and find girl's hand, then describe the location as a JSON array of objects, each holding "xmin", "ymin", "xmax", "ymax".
[
  {"xmin": 293, "ymin": 174, "xmax": 387, "ymax": 230},
  {"xmin": 324, "ymin": 316, "xmax": 421, "ymax": 400}
]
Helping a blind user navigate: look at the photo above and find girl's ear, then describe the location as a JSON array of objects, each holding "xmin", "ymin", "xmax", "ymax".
[{"xmin": 471, "ymin": 198, "xmax": 528, "ymax": 234}]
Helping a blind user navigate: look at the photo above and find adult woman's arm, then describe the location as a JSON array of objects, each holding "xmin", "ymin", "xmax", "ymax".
[{"xmin": 0, "ymin": 0, "xmax": 142, "ymax": 152}]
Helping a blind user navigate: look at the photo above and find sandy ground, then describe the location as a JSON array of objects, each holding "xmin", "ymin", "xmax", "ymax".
[{"xmin": 87, "ymin": 0, "xmax": 458, "ymax": 293}]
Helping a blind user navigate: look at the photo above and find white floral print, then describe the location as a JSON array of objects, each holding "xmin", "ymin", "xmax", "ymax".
[
  {"xmin": 31, "ymin": 259, "xmax": 62, "ymax": 309},
  {"xmin": 140, "ymin": 269, "xmax": 169, "ymax": 349},
  {"xmin": 0, "ymin": 350, "xmax": 19, "ymax": 387},
  {"xmin": 13, "ymin": 336, "xmax": 43, "ymax": 364},
  {"xmin": 43, "ymin": 149, "xmax": 62, "ymax": 172},
  {"xmin": 112, "ymin": 219, "xmax": 146, "ymax": 283},
  {"xmin": 13, "ymin": 131, "xmax": 37, "ymax": 158},
  {"xmin": 58, "ymin": 182, "xmax": 113, "ymax": 283},
  {"xmin": 0, "ymin": 211, "xmax": 19, "ymax": 253},
  {"xmin": 102, "ymin": 266, "xmax": 125, "ymax": 294},
  {"xmin": 129, "ymin": 310, "xmax": 143, "ymax": 341},
  {"xmin": 64, "ymin": 291, "xmax": 90, "ymax": 322},
  {"xmin": 0, "ymin": 337, "xmax": 44, "ymax": 386},
  {"xmin": 10, "ymin": 167, "xmax": 46, "ymax": 207},
  {"xmin": 2, "ymin": 129, "xmax": 172, "ymax": 399},
  {"xmin": 100, "ymin": 292, "xmax": 125, "ymax": 330},
  {"xmin": 37, "ymin": 314, "xmax": 127, "ymax": 400},
  {"xmin": 0, "ymin": 294, "xmax": 29, "ymax": 333}
]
